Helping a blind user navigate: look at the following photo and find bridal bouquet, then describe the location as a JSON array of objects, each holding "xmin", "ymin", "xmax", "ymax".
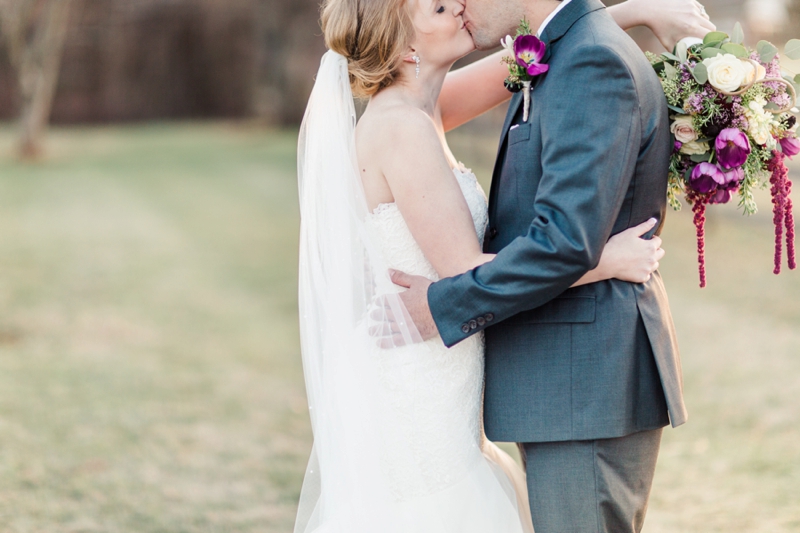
[{"xmin": 647, "ymin": 25, "xmax": 800, "ymax": 287}]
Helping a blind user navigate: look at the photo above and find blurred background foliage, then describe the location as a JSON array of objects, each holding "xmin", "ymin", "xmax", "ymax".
[
  {"xmin": 0, "ymin": 1, "xmax": 799, "ymax": 532},
  {"xmin": 0, "ymin": 0, "xmax": 798, "ymax": 129}
]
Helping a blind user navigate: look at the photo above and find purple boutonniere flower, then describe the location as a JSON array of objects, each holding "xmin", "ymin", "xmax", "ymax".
[
  {"xmin": 514, "ymin": 35, "xmax": 549, "ymax": 77},
  {"xmin": 502, "ymin": 20, "xmax": 549, "ymax": 123}
]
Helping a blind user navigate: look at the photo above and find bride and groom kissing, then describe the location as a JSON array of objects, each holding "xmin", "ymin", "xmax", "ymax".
[{"xmin": 295, "ymin": 0, "xmax": 715, "ymax": 531}]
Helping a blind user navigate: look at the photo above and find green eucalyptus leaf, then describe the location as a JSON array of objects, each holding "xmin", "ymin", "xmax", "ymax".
[
  {"xmin": 765, "ymin": 102, "xmax": 781, "ymax": 111},
  {"xmin": 664, "ymin": 62, "xmax": 678, "ymax": 80},
  {"xmin": 692, "ymin": 62, "xmax": 709, "ymax": 85},
  {"xmin": 700, "ymin": 48, "xmax": 723, "ymax": 60},
  {"xmin": 795, "ymin": 74, "xmax": 800, "ymax": 83},
  {"xmin": 676, "ymin": 41, "xmax": 688, "ymax": 63},
  {"xmin": 690, "ymin": 153, "xmax": 710, "ymax": 163},
  {"xmin": 731, "ymin": 22, "xmax": 744, "ymax": 45},
  {"xmin": 662, "ymin": 52, "xmax": 680, "ymax": 62},
  {"xmin": 757, "ymin": 40, "xmax": 779, "ymax": 63},
  {"xmin": 668, "ymin": 104, "xmax": 685, "ymax": 114},
  {"xmin": 704, "ymin": 32, "xmax": 729, "ymax": 46},
  {"xmin": 721, "ymin": 42, "xmax": 748, "ymax": 58},
  {"xmin": 785, "ymin": 39, "xmax": 800, "ymax": 60}
]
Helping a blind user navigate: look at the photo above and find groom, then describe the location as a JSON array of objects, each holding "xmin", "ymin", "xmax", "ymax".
[{"xmin": 392, "ymin": 0, "xmax": 688, "ymax": 531}]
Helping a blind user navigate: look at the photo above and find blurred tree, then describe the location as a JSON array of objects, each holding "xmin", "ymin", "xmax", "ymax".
[
  {"xmin": 254, "ymin": 0, "xmax": 325, "ymax": 125},
  {"xmin": 0, "ymin": 0, "xmax": 73, "ymax": 159}
]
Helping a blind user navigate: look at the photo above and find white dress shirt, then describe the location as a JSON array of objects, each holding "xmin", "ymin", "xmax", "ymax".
[{"xmin": 537, "ymin": 0, "xmax": 574, "ymax": 37}]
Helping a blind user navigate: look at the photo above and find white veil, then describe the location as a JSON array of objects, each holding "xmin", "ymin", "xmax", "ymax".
[{"xmin": 294, "ymin": 50, "xmax": 425, "ymax": 533}]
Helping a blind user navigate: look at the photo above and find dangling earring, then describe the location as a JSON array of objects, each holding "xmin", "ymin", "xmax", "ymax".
[{"xmin": 413, "ymin": 56, "xmax": 420, "ymax": 79}]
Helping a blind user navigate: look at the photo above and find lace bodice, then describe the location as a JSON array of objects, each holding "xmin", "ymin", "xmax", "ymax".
[
  {"xmin": 366, "ymin": 164, "xmax": 489, "ymax": 282},
  {"xmin": 364, "ymin": 164, "xmax": 491, "ymax": 501}
]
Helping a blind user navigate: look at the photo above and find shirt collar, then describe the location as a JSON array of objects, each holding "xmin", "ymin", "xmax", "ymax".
[{"xmin": 537, "ymin": 0, "xmax": 574, "ymax": 37}]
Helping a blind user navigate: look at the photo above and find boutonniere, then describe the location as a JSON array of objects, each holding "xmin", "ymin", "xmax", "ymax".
[{"xmin": 502, "ymin": 18, "xmax": 549, "ymax": 122}]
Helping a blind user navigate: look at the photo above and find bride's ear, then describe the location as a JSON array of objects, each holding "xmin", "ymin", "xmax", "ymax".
[{"xmin": 401, "ymin": 48, "xmax": 419, "ymax": 64}]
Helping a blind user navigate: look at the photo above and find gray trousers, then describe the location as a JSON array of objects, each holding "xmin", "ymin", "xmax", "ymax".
[{"xmin": 521, "ymin": 428, "xmax": 663, "ymax": 533}]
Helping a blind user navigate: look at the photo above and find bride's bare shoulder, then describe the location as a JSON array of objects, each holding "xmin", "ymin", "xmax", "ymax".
[{"xmin": 356, "ymin": 99, "xmax": 439, "ymax": 157}]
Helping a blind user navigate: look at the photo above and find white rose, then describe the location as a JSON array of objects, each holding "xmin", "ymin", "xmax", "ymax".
[
  {"xmin": 752, "ymin": 128, "xmax": 770, "ymax": 146},
  {"xmin": 680, "ymin": 140, "xmax": 710, "ymax": 155},
  {"xmin": 670, "ymin": 115, "xmax": 699, "ymax": 144},
  {"xmin": 703, "ymin": 54, "xmax": 747, "ymax": 93},
  {"xmin": 741, "ymin": 61, "xmax": 767, "ymax": 86},
  {"xmin": 745, "ymin": 96, "xmax": 779, "ymax": 146}
]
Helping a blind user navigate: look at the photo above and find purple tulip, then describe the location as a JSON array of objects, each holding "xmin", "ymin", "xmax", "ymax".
[
  {"xmin": 690, "ymin": 162, "xmax": 726, "ymax": 193},
  {"xmin": 780, "ymin": 136, "xmax": 800, "ymax": 158},
  {"xmin": 514, "ymin": 35, "xmax": 549, "ymax": 77},
  {"xmin": 721, "ymin": 166, "xmax": 744, "ymax": 185},
  {"xmin": 708, "ymin": 169, "xmax": 741, "ymax": 204},
  {"xmin": 673, "ymin": 141, "xmax": 683, "ymax": 154},
  {"xmin": 708, "ymin": 189, "xmax": 732, "ymax": 204},
  {"xmin": 715, "ymin": 128, "xmax": 751, "ymax": 169}
]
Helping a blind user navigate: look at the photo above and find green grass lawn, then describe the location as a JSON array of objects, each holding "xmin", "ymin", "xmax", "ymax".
[{"xmin": 0, "ymin": 122, "xmax": 798, "ymax": 532}]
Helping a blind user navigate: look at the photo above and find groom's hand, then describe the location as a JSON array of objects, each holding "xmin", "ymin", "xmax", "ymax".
[{"xmin": 389, "ymin": 270, "xmax": 439, "ymax": 342}]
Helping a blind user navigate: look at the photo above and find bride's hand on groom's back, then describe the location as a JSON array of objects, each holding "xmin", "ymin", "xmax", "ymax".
[{"xmin": 600, "ymin": 218, "xmax": 666, "ymax": 284}]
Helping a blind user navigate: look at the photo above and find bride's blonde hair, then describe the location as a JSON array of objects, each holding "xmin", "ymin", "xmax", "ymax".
[{"xmin": 321, "ymin": 0, "xmax": 415, "ymax": 98}]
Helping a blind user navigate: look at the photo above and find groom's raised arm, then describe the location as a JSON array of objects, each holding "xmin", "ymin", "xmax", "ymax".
[{"xmin": 429, "ymin": 44, "xmax": 646, "ymax": 348}]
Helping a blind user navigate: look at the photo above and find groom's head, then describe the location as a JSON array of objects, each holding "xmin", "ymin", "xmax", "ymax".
[{"xmin": 463, "ymin": 0, "xmax": 562, "ymax": 50}]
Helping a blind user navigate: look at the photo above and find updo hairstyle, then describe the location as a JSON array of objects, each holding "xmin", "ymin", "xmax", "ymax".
[{"xmin": 321, "ymin": 0, "xmax": 415, "ymax": 98}]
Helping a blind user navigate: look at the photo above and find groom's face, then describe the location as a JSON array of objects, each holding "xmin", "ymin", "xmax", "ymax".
[{"xmin": 462, "ymin": 0, "xmax": 524, "ymax": 50}]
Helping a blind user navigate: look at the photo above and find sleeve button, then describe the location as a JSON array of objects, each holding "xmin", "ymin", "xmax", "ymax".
[
  {"xmin": 461, "ymin": 324, "xmax": 471, "ymax": 334},
  {"xmin": 469, "ymin": 320, "xmax": 478, "ymax": 330},
  {"xmin": 477, "ymin": 317, "xmax": 486, "ymax": 326},
  {"xmin": 485, "ymin": 313, "xmax": 494, "ymax": 322}
]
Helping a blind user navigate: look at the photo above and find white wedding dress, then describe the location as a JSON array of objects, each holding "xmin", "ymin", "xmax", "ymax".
[
  {"xmin": 295, "ymin": 51, "xmax": 532, "ymax": 533},
  {"xmin": 359, "ymin": 166, "xmax": 533, "ymax": 532}
]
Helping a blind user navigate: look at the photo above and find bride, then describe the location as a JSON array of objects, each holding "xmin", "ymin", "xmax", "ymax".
[{"xmin": 295, "ymin": 0, "xmax": 713, "ymax": 531}]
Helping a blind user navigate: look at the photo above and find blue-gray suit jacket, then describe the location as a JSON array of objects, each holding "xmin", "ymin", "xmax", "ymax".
[{"xmin": 428, "ymin": 0, "xmax": 687, "ymax": 443}]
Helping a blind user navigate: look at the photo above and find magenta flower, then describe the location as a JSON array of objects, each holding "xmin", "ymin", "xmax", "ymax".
[
  {"xmin": 715, "ymin": 128, "xmax": 751, "ymax": 169},
  {"xmin": 514, "ymin": 35, "xmax": 549, "ymax": 77},
  {"xmin": 709, "ymin": 188, "xmax": 733, "ymax": 204},
  {"xmin": 690, "ymin": 162, "xmax": 726, "ymax": 193},
  {"xmin": 709, "ymin": 168, "xmax": 742, "ymax": 204},
  {"xmin": 721, "ymin": 166, "xmax": 744, "ymax": 185},
  {"xmin": 780, "ymin": 136, "xmax": 800, "ymax": 158}
]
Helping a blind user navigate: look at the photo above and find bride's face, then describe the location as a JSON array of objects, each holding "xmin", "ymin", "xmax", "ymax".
[{"xmin": 408, "ymin": 0, "xmax": 475, "ymax": 68}]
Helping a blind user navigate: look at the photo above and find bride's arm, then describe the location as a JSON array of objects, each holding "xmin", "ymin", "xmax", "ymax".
[
  {"xmin": 607, "ymin": 0, "xmax": 715, "ymax": 50},
  {"xmin": 376, "ymin": 108, "xmax": 493, "ymax": 279},
  {"xmin": 439, "ymin": 0, "xmax": 716, "ymax": 132},
  {"xmin": 376, "ymin": 109, "xmax": 663, "ymax": 283},
  {"xmin": 572, "ymin": 219, "xmax": 665, "ymax": 286}
]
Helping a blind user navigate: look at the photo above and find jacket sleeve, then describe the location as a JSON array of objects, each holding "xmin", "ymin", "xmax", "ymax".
[{"xmin": 428, "ymin": 44, "xmax": 642, "ymax": 347}]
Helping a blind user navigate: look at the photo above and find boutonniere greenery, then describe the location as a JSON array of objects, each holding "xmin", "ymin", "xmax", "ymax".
[{"xmin": 502, "ymin": 18, "xmax": 550, "ymax": 122}]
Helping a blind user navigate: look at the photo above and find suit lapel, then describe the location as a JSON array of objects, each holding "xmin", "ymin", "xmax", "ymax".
[
  {"xmin": 497, "ymin": 92, "xmax": 523, "ymax": 149},
  {"xmin": 488, "ymin": 0, "xmax": 606, "ymax": 223},
  {"xmin": 494, "ymin": 0, "xmax": 603, "ymax": 152}
]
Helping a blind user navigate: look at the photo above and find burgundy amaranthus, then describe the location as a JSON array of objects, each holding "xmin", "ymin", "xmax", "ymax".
[
  {"xmin": 767, "ymin": 150, "xmax": 797, "ymax": 274},
  {"xmin": 687, "ymin": 191, "xmax": 709, "ymax": 288}
]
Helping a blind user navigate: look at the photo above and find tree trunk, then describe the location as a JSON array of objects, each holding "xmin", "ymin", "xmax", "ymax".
[{"xmin": 1, "ymin": 0, "xmax": 73, "ymax": 160}]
